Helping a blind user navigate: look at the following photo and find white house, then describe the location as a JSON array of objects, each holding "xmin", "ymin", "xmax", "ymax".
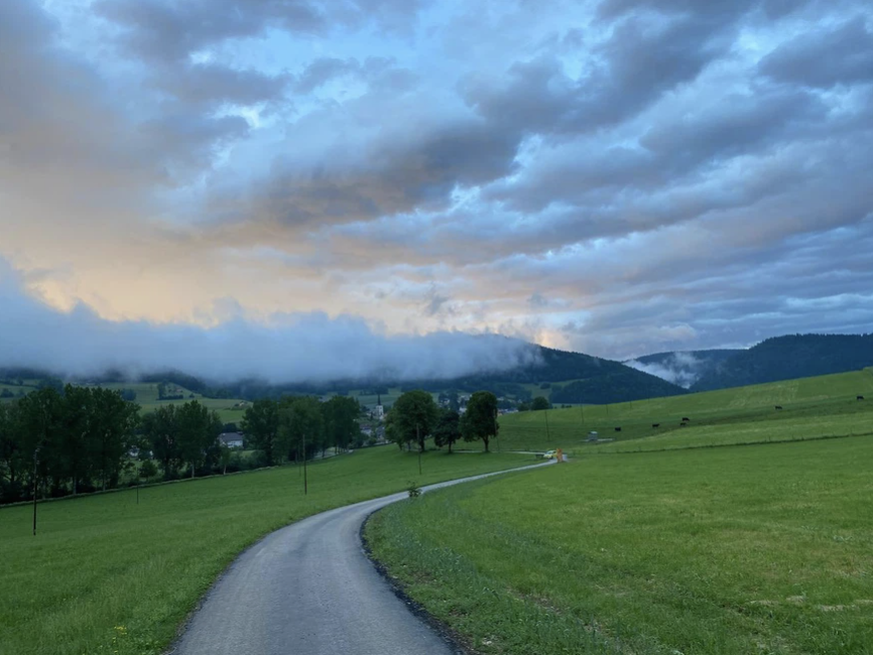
[{"xmin": 218, "ymin": 432, "xmax": 244, "ymax": 449}]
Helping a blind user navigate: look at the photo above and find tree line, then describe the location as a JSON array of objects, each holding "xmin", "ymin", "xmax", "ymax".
[
  {"xmin": 385, "ymin": 390, "xmax": 500, "ymax": 453},
  {"xmin": 0, "ymin": 386, "xmax": 364, "ymax": 505},
  {"xmin": 239, "ymin": 395, "xmax": 362, "ymax": 466}
]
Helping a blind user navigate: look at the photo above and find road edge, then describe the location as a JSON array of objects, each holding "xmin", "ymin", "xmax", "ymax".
[{"xmin": 361, "ymin": 506, "xmax": 477, "ymax": 655}]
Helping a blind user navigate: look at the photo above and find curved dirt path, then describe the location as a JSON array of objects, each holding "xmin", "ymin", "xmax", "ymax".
[{"xmin": 172, "ymin": 461, "xmax": 552, "ymax": 655}]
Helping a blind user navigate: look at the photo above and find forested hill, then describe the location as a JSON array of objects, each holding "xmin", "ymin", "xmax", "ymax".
[
  {"xmin": 419, "ymin": 345, "xmax": 688, "ymax": 403},
  {"xmin": 691, "ymin": 334, "xmax": 873, "ymax": 391}
]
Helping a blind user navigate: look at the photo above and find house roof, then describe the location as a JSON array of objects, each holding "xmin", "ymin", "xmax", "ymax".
[{"xmin": 218, "ymin": 432, "xmax": 244, "ymax": 445}]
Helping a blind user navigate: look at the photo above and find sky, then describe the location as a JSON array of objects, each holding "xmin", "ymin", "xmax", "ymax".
[{"xmin": 1, "ymin": 0, "xmax": 872, "ymax": 382}]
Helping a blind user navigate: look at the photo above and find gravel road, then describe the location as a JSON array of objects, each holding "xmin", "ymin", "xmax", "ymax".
[{"xmin": 172, "ymin": 461, "xmax": 552, "ymax": 655}]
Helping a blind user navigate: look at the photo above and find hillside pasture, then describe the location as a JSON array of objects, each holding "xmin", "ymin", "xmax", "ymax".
[
  {"xmin": 367, "ymin": 437, "xmax": 873, "ymax": 655},
  {"xmin": 0, "ymin": 448, "xmax": 531, "ymax": 655},
  {"xmin": 497, "ymin": 368, "xmax": 873, "ymax": 452}
]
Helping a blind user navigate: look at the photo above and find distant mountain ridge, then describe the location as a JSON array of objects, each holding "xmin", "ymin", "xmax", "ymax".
[{"xmin": 690, "ymin": 334, "xmax": 873, "ymax": 391}]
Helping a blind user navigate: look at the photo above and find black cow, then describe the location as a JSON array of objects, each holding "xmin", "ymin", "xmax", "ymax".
[
  {"xmin": 652, "ymin": 423, "xmax": 660, "ymax": 428},
  {"xmin": 681, "ymin": 417, "xmax": 690, "ymax": 422},
  {"xmin": 614, "ymin": 427, "xmax": 622, "ymax": 432},
  {"xmin": 858, "ymin": 395, "xmax": 865, "ymax": 401},
  {"xmin": 775, "ymin": 405, "xmax": 783, "ymax": 410}
]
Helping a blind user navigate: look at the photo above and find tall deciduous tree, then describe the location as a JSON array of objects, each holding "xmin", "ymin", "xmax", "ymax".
[
  {"xmin": 88, "ymin": 388, "xmax": 139, "ymax": 491},
  {"xmin": 461, "ymin": 391, "xmax": 499, "ymax": 452},
  {"xmin": 241, "ymin": 399, "xmax": 280, "ymax": 466},
  {"xmin": 433, "ymin": 409, "xmax": 461, "ymax": 454},
  {"xmin": 278, "ymin": 397, "xmax": 325, "ymax": 461},
  {"xmin": 141, "ymin": 404, "xmax": 181, "ymax": 479},
  {"xmin": 0, "ymin": 402, "xmax": 25, "ymax": 502},
  {"xmin": 322, "ymin": 396, "xmax": 360, "ymax": 454},
  {"xmin": 16, "ymin": 387, "xmax": 65, "ymax": 497},
  {"xmin": 177, "ymin": 401, "xmax": 221, "ymax": 478},
  {"xmin": 531, "ymin": 396, "xmax": 551, "ymax": 411},
  {"xmin": 389, "ymin": 390, "xmax": 439, "ymax": 452},
  {"xmin": 60, "ymin": 385, "xmax": 93, "ymax": 495}
]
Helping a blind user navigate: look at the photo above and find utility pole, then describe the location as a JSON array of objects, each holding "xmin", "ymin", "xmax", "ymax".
[
  {"xmin": 544, "ymin": 408, "xmax": 551, "ymax": 444},
  {"xmin": 303, "ymin": 432, "xmax": 308, "ymax": 495},
  {"xmin": 416, "ymin": 424, "xmax": 422, "ymax": 475},
  {"xmin": 32, "ymin": 446, "xmax": 40, "ymax": 537}
]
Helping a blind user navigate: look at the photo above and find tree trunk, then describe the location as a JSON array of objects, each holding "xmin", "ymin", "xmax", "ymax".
[{"xmin": 483, "ymin": 436, "xmax": 490, "ymax": 453}]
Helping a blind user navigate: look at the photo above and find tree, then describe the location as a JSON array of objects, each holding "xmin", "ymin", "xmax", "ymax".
[
  {"xmin": 0, "ymin": 389, "xmax": 13, "ymax": 399},
  {"xmin": 322, "ymin": 396, "xmax": 360, "ymax": 454},
  {"xmin": 16, "ymin": 388, "xmax": 65, "ymax": 499},
  {"xmin": 241, "ymin": 399, "xmax": 280, "ymax": 465},
  {"xmin": 388, "ymin": 390, "xmax": 439, "ymax": 452},
  {"xmin": 0, "ymin": 402, "xmax": 25, "ymax": 502},
  {"xmin": 278, "ymin": 397, "xmax": 325, "ymax": 462},
  {"xmin": 88, "ymin": 388, "xmax": 139, "ymax": 491},
  {"xmin": 176, "ymin": 401, "xmax": 221, "ymax": 478},
  {"xmin": 460, "ymin": 391, "xmax": 499, "ymax": 452},
  {"xmin": 432, "ymin": 410, "xmax": 461, "ymax": 454},
  {"xmin": 139, "ymin": 459, "xmax": 158, "ymax": 481},
  {"xmin": 141, "ymin": 405, "xmax": 181, "ymax": 479},
  {"xmin": 60, "ymin": 385, "xmax": 93, "ymax": 495},
  {"xmin": 531, "ymin": 396, "xmax": 551, "ymax": 411},
  {"xmin": 217, "ymin": 443, "xmax": 232, "ymax": 475}
]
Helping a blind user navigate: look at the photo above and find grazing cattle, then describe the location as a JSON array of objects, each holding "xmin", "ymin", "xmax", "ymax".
[
  {"xmin": 681, "ymin": 417, "xmax": 690, "ymax": 422},
  {"xmin": 858, "ymin": 395, "xmax": 865, "ymax": 401},
  {"xmin": 652, "ymin": 423, "xmax": 660, "ymax": 428},
  {"xmin": 775, "ymin": 405, "xmax": 783, "ymax": 410},
  {"xmin": 680, "ymin": 421, "xmax": 687, "ymax": 427},
  {"xmin": 614, "ymin": 427, "xmax": 622, "ymax": 432}
]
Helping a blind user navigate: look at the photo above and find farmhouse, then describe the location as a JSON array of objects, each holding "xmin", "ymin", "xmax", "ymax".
[{"xmin": 218, "ymin": 432, "xmax": 244, "ymax": 449}]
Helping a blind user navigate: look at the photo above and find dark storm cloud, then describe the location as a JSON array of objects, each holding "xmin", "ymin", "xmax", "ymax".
[
  {"xmin": 239, "ymin": 119, "xmax": 520, "ymax": 226},
  {"xmin": 759, "ymin": 17, "xmax": 873, "ymax": 87},
  {"xmin": 93, "ymin": 0, "xmax": 327, "ymax": 63},
  {"xmin": 294, "ymin": 57, "xmax": 360, "ymax": 94},
  {"xmin": 159, "ymin": 63, "xmax": 292, "ymax": 107},
  {"xmin": 461, "ymin": 5, "xmax": 746, "ymax": 138},
  {"xmin": 94, "ymin": 0, "xmax": 427, "ymax": 63}
]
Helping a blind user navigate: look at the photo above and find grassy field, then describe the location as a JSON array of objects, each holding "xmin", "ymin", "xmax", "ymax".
[
  {"xmin": 0, "ymin": 447, "xmax": 532, "ymax": 655},
  {"xmin": 367, "ymin": 437, "xmax": 873, "ymax": 655},
  {"xmin": 498, "ymin": 368, "xmax": 873, "ymax": 452}
]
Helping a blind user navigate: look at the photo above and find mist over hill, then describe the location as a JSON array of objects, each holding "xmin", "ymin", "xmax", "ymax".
[{"xmin": 625, "ymin": 350, "xmax": 743, "ymax": 388}]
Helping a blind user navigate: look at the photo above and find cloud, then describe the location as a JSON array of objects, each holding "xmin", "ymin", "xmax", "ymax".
[
  {"xmin": 759, "ymin": 16, "xmax": 873, "ymax": 87},
  {"xmin": 625, "ymin": 352, "xmax": 708, "ymax": 388},
  {"xmin": 2, "ymin": 0, "xmax": 873, "ymax": 367},
  {"xmin": 0, "ymin": 259, "xmax": 539, "ymax": 384}
]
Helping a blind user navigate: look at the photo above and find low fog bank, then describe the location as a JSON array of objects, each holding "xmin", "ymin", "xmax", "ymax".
[
  {"xmin": 624, "ymin": 352, "xmax": 707, "ymax": 389},
  {"xmin": 0, "ymin": 265, "xmax": 541, "ymax": 384}
]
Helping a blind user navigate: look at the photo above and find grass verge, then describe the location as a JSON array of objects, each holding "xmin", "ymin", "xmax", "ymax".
[
  {"xmin": 366, "ymin": 437, "xmax": 873, "ymax": 655},
  {"xmin": 0, "ymin": 447, "xmax": 531, "ymax": 655}
]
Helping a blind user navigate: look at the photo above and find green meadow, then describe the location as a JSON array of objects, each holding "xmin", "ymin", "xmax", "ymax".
[
  {"xmin": 366, "ymin": 436, "xmax": 873, "ymax": 655},
  {"xmin": 497, "ymin": 368, "xmax": 873, "ymax": 452},
  {"xmin": 0, "ymin": 448, "xmax": 530, "ymax": 655}
]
